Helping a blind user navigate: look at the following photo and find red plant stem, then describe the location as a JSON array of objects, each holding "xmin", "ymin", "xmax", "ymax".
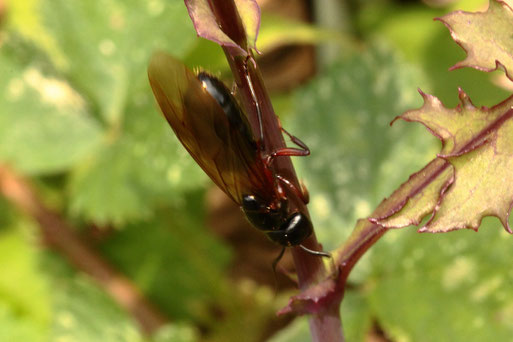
[
  {"xmin": 308, "ymin": 300, "xmax": 345, "ymax": 342},
  {"xmin": 0, "ymin": 165, "xmax": 168, "ymax": 335},
  {"xmin": 205, "ymin": 0, "xmax": 342, "ymax": 340},
  {"xmin": 232, "ymin": 49, "xmax": 344, "ymax": 340},
  {"xmin": 336, "ymin": 220, "xmax": 387, "ymax": 286},
  {"xmin": 208, "ymin": 0, "xmax": 327, "ymax": 284}
]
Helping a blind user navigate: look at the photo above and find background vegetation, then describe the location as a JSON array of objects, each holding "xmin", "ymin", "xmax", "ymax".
[{"xmin": 1, "ymin": 0, "xmax": 512, "ymax": 341}]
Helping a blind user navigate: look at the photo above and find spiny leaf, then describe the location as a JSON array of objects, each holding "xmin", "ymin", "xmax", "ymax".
[
  {"xmin": 374, "ymin": 90, "xmax": 513, "ymax": 234},
  {"xmin": 369, "ymin": 157, "xmax": 453, "ymax": 229},
  {"xmin": 437, "ymin": 0, "xmax": 513, "ymax": 81}
]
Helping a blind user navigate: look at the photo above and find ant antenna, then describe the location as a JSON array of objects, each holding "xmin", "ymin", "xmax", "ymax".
[
  {"xmin": 299, "ymin": 244, "xmax": 331, "ymax": 258},
  {"xmin": 243, "ymin": 57, "xmax": 265, "ymax": 149},
  {"xmin": 299, "ymin": 244, "xmax": 336, "ymax": 272}
]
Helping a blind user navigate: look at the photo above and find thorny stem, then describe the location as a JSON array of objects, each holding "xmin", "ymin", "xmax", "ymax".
[
  {"xmin": 0, "ymin": 165, "xmax": 168, "ymax": 335},
  {"xmin": 205, "ymin": 0, "xmax": 343, "ymax": 340}
]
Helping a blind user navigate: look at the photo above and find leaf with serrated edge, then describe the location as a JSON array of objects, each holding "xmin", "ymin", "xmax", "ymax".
[
  {"xmin": 437, "ymin": 0, "xmax": 513, "ymax": 81},
  {"xmin": 369, "ymin": 158, "xmax": 454, "ymax": 229},
  {"xmin": 376, "ymin": 90, "xmax": 513, "ymax": 234}
]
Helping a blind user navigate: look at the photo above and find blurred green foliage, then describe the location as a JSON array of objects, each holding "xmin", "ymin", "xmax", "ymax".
[{"xmin": 0, "ymin": 0, "xmax": 512, "ymax": 341}]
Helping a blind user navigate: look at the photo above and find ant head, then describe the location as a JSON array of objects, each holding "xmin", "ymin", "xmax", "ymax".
[{"xmin": 265, "ymin": 212, "xmax": 313, "ymax": 247}]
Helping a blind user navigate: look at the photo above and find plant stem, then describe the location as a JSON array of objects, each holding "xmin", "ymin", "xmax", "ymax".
[
  {"xmin": 335, "ymin": 220, "xmax": 387, "ymax": 287},
  {"xmin": 205, "ymin": 0, "xmax": 343, "ymax": 340}
]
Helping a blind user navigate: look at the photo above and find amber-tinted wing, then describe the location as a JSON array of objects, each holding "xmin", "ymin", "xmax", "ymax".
[{"xmin": 148, "ymin": 52, "xmax": 275, "ymax": 204}]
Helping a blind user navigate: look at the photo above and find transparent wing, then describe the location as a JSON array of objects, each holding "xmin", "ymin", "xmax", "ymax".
[{"xmin": 148, "ymin": 52, "xmax": 275, "ymax": 204}]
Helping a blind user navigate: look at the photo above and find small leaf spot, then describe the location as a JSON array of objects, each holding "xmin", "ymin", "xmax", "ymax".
[
  {"xmin": 6, "ymin": 78, "xmax": 25, "ymax": 100},
  {"xmin": 56, "ymin": 311, "xmax": 76, "ymax": 328},
  {"xmin": 99, "ymin": 39, "xmax": 116, "ymax": 56},
  {"xmin": 147, "ymin": 0, "xmax": 165, "ymax": 16},
  {"xmin": 167, "ymin": 165, "xmax": 182, "ymax": 184},
  {"xmin": 442, "ymin": 256, "xmax": 476, "ymax": 291}
]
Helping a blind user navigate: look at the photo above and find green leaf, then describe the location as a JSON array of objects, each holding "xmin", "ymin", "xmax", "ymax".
[
  {"xmin": 0, "ymin": 43, "xmax": 102, "ymax": 174},
  {"xmin": 150, "ymin": 324, "xmax": 198, "ymax": 342},
  {"xmin": 357, "ymin": 2, "xmax": 510, "ymax": 108},
  {"xmin": 438, "ymin": 0, "xmax": 513, "ymax": 81},
  {"xmin": 69, "ymin": 98, "xmax": 206, "ymax": 225},
  {"xmin": 50, "ymin": 275, "xmax": 143, "ymax": 342},
  {"xmin": 39, "ymin": 0, "xmax": 196, "ymax": 125},
  {"xmin": 35, "ymin": 0, "xmax": 209, "ymax": 225},
  {"xmin": 0, "ymin": 304, "xmax": 46, "ymax": 342},
  {"xmin": 69, "ymin": 139, "xmax": 155, "ymax": 225},
  {"xmin": 0, "ymin": 225, "xmax": 52, "ymax": 342},
  {"xmin": 375, "ymin": 90, "xmax": 513, "ymax": 233},
  {"xmin": 287, "ymin": 45, "xmax": 433, "ymax": 251},
  {"xmin": 99, "ymin": 203, "xmax": 231, "ymax": 321},
  {"xmin": 369, "ymin": 158, "xmax": 452, "ymax": 229},
  {"xmin": 0, "ymin": 227, "xmax": 51, "ymax": 326},
  {"xmin": 369, "ymin": 219, "xmax": 513, "ymax": 342}
]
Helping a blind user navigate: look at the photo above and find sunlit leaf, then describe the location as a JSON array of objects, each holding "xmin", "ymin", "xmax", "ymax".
[
  {"xmin": 0, "ymin": 225, "xmax": 51, "ymax": 342},
  {"xmin": 68, "ymin": 97, "xmax": 206, "ymax": 225},
  {"xmin": 370, "ymin": 220, "xmax": 513, "ymax": 341},
  {"xmin": 39, "ymin": 0, "xmax": 196, "ymax": 124},
  {"xmin": 50, "ymin": 276, "xmax": 143, "ymax": 342},
  {"xmin": 0, "ymin": 42, "xmax": 101, "ymax": 174},
  {"xmin": 150, "ymin": 324, "xmax": 198, "ymax": 342},
  {"xmin": 375, "ymin": 90, "xmax": 513, "ymax": 233},
  {"xmin": 0, "ymin": 304, "xmax": 45, "ymax": 342},
  {"xmin": 437, "ymin": 0, "xmax": 513, "ymax": 81}
]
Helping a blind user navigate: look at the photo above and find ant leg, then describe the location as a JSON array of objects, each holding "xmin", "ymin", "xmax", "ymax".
[
  {"xmin": 242, "ymin": 55, "xmax": 264, "ymax": 147},
  {"xmin": 281, "ymin": 126, "xmax": 310, "ymax": 154},
  {"xmin": 276, "ymin": 174, "xmax": 309, "ymax": 204},
  {"xmin": 266, "ymin": 126, "xmax": 310, "ymax": 166}
]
